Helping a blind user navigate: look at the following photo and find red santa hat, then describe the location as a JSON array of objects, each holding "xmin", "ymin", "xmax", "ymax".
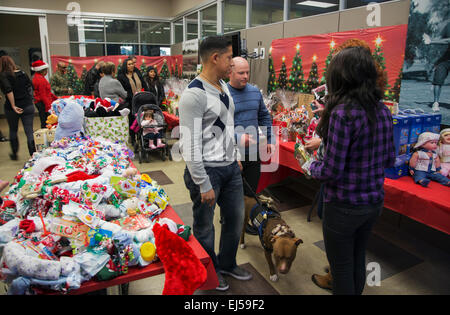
[{"xmin": 31, "ymin": 60, "xmax": 49, "ymax": 72}]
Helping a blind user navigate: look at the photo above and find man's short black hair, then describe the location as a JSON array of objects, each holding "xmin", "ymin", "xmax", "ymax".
[{"xmin": 199, "ymin": 36, "xmax": 232, "ymax": 62}]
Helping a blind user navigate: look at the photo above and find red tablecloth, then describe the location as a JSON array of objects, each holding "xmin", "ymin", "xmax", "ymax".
[
  {"xmin": 67, "ymin": 205, "xmax": 218, "ymax": 295},
  {"xmin": 258, "ymin": 138, "xmax": 450, "ymax": 235}
]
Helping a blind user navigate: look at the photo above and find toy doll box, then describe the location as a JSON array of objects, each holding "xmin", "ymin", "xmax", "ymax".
[
  {"xmin": 392, "ymin": 115, "xmax": 410, "ymax": 156},
  {"xmin": 84, "ymin": 116, "xmax": 129, "ymax": 144},
  {"xmin": 385, "ymin": 153, "xmax": 410, "ymax": 179}
]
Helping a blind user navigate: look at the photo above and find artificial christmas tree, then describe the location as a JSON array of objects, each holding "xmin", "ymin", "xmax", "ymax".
[
  {"xmin": 288, "ymin": 44, "xmax": 305, "ymax": 92},
  {"xmin": 159, "ymin": 60, "xmax": 170, "ymax": 82},
  {"xmin": 140, "ymin": 59, "xmax": 147, "ymax": 74},
  {"xmin": 320, "ymin": 40, "xmax": 336, "ymax": 85},
  {"xmin": 116, "ymin": 60, "xmax": 122, "ymax": 79},
  {"xmin": 304, "ymin": 55, "xmax": 320, "ymax": 94},
  {"xmin": 267, "ymin": 47, "xmax": 278, "ymax": 94},
  {"xmin": 278, "ymin": 56, "xmax": 288, "ymax": 90},
  {"xmin": 389, "ymin": 70, "xmax": 402, "ymax": 102},
  {"xmin": 66, "ymin": 61, "xmax": 83, "ymax": 94}
]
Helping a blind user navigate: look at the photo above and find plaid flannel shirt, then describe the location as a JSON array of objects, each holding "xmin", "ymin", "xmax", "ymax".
[{"xmin": 310, "ymin": 102, "xmax": 395, "ymax": 205}]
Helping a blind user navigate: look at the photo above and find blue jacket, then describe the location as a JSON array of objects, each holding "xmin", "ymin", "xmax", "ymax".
[{"xmin": 227, "ymin": 83, "xmax": 273, "ymax": 149}]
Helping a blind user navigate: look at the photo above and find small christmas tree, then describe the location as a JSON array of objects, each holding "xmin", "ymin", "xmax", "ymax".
[
  {"xmin": 278, "ymin": 56, "xmax": 288, "ymax": 90},
  {"xmin": 288, "ymin": 44, "xmax": 305, "ymax": 92},
  {"xmin": 160, "ymin": 60, "xmax": 170, "ymax": 82},
  {"xmin": 116, "ymin": 60, "xmax": 122, "ymax": 78},
  {"xmin": 320, "ymin": 40, "xmax": 336, "ymax": 85},
  {"xmin": 304, "ymin": 55, "xmax": 320, "ymax": 94},
  {"xmin": 267, "ymin": 47, "xmax": 277, "ymax": 94},
  {"xmin": 66, "ymin": 61, "xmax": 83, "ymax": 94},
  {"xmin": 389, "ymin": 70, "xmax": 403, "ymax": 102},
  {"xmin": 140, "ymin": 59, "xmax": 147, "ymax": 74},
  {"xmin": 372, "ymin": 35, "xmax": 391, "ymax": 98}
]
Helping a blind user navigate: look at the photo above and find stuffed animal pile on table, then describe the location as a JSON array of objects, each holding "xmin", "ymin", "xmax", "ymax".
[{"xmin": 0, "ymin": 135, "xmax": 183, "ymax": 295}]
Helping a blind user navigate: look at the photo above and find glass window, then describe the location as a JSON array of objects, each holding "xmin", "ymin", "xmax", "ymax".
[
  {"xmin": 252, "ymin": 0, "xmax": 284, "ymax": 27},
  {"xmin": 224, "ymin": 0, "xmax": 246, "ymax": 33},
  {"xmin": 201, "ymin": 5, "xmax": 217, "ymax": 38},
  {"xmin": 141, "ymin": 45, "xmax": 161, "ymax": 56},
  {"xmin": 70, "ymin": 43, "xmax": 80, "ymax": 57},
  {"xmin": 174, "ymin": 18, "xmax": 184, "ymax": 43},
  {"xmin": 140, "ymin": 21, "xmax": 170, "ymax": 44},
  {"xmin": 105, "ymin": 19, "xmax": 138, "ymax": 43},
  {"xmin": 346, "ymin": 0, "xmax": 391, "ymax": 9},
  {"xmin": 290, "ymin": 0, "xmax": 339, "ymax": 19},
  {"xmin": 186, "ymin": 12, "xmax": 198, "ymax": 40},
  {"xmin": 106, "ymin": 44, "xmax": 139, "ymax": 56},
  {"xmin": 68, "ymin": 18, "xmax": 105, "ymax": 43},
  {"xmin": 84, "ymin": 44, "xmax": 106, "ymax": 57}
]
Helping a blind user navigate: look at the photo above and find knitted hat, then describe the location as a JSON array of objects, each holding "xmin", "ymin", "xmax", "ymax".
[
  {"xmin": 440, "ymin": 128, "xmax": 450, "ymax": 138},
  {"xmin": 414, "ymin": 132, "xmax": 440, "ymax": 149},
  {"xmin": 31, "ymin": 60, "xmax": 49, "ymax": 72}
]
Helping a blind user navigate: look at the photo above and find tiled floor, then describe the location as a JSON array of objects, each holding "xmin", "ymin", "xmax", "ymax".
[{"xmin": 1, "ymin": 117, "xmax": 449, "ymax": 295}]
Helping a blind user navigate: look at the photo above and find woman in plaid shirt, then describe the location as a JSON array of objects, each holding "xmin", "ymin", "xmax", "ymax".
[{"xmin": 309, "ymin": 46, "xmax": 395, "ymax": 295}]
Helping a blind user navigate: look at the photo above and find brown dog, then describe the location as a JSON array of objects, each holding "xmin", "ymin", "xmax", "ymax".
[{"xmin": 240, "ymin": 195, "xmax": 303, "ymax": 281}]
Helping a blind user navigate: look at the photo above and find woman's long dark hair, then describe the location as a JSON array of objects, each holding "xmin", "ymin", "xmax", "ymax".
[
  {"xmin": 145, "ymin": 66, "xmax": 160, "ymax": 87},
  {"xmin": 120, "ymin": 58, "xmax": 133, "ymax": 76},
  {"xmin": 316, "ymin": 46, "xmax": 383, "ymax": 141}
]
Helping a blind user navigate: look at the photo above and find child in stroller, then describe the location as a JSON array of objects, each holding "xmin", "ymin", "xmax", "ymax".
[
  {"xmin": 132, "ymin": 91, "xmax": 170, "ymax": 163},
  {"xmin": 141, "ymin": 109, "xmax": 165, "ymax": 149}
]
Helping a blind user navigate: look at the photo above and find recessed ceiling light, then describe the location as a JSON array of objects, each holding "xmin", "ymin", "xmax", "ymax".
[{"xmin": 296, "ymin": 1, "xmax": 338, "ymax": 8}]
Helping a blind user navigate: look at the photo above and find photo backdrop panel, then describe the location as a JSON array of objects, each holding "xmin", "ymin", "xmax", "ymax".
[{"xmin": 269, "ymin": 25, "xmax": 408, "ymax": 101}]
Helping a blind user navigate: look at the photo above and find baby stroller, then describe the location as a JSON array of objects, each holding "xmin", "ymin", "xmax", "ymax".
[{"xmin": 132, "ymin": 91, "xmax": 171, "ymax": 163}]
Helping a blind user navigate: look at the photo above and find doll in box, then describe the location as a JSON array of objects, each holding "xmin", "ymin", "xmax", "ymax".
[
  {"xmin": 409, "ymin": 132, "xmax": 450, "ymax": 187},
  {"xmin": 439, "ymin": 128, "xmax": 450, "ymax": 178}
]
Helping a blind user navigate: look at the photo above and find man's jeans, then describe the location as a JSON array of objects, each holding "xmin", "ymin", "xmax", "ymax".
[
  {"xmin": 184, "ymin": 161, "xmax": 245, "ymax": 272},
  {"xmin": 322, "ymin": 201, "xmax": 383, "ymax": 295}
]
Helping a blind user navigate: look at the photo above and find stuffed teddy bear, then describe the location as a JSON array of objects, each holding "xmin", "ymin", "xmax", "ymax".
[
  {"xmin": 439, "ymin": 128, "xmax": 450, "ymax": 178},
  {"xmin": 409, "ymin": 132, "xmax": 450, "ymax": 187}
]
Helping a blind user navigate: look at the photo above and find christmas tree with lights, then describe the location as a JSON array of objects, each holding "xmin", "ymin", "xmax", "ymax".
[
  {"xmin": 320, "ymin": 40, "xmax": 336, "ymax": 85},
  {"xmin": 116, "ymin": 59, "xmax": 122, "ymax": 78},
  {"xmin": 140, "ymin": 59, "xmax": 147, "ymax": 74},
  {"xmin": 387, "ymin": 70, "xmax": 402, "ymax": 102},
  {"xmin": 304, "ymin": 55, "xmax": 320, "ymax": 93},
  {"xmin": 67, "ymin": 61, "xmax": 83, "ymax": 94},
  {"xmin": 288, "ymin": 44, "xmax": 305, "ymax": 92},
  {"xmin": 160, "ymin": 60, "xmax": 170, "ymax": 82},
  {"xmin": 372, "ymin": 35, "xmax": 392, "ymax": 98},
  {"xmin": 278, "ymin": 56, "xmax": 288, "ymax": 90},
  {"xmin": 267, "ymin": 47, "xmax": 277, "ymax": 94}
]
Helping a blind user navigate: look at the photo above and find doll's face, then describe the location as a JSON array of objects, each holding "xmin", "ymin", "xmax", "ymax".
[
  {"xmin": 442, "ymin": 134, "xmax": 450, "ymax": 145},
  {"xmin": 423, "ymin": 140, "xmax": 438, "ymax": 151}
]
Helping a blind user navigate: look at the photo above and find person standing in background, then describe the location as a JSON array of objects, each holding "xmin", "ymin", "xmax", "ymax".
[
  {"xmin": 84, "ymin": 61, "xmax": 105, "ymax": 96},
  {"xmin": 50, "ymin": 62, "xmax": 73, "ymax": 97},
  {"xmin": 0, "ymin": 56, "xmax": 36, "ymax": 160},
  {"xmin": 144, "ymin": 66, "xmax": 165, "ymax": 108},
  {"xmin": 32, "ymin": 60, "xmax": 57, "ymax": 129}
]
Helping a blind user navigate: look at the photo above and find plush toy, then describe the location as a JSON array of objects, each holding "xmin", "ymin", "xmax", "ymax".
[
  {"xmin": 439, "ymin": 128, "xmax": 450, "ymax": 178},
  {"xmin": 84, "ymin": 97, "xmax": 130, "ymax": 118},
  {"xmin": 153, "ymin": 222, "xmax": 207, "ymax": 295},
  {"xmin": 46, "ymin": 114, "xmax": 58, "ymax": 129},
  {"xmin": 55, "ymin": 99, "xmax": 85, "ymax": 141},
  {"xmin": 409, "ymin": 132, "xmax": 450, "ymax": 187}
]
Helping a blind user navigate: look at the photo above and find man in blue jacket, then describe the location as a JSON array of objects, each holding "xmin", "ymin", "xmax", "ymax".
[{"xmin": 228, "ymin": 57, "xmax": 275, "ymax": 197}]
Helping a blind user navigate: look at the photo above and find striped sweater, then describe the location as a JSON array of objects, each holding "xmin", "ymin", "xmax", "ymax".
[{"xmin": 179, "ymin": 76, "xmax": 239, "ymax": 193}]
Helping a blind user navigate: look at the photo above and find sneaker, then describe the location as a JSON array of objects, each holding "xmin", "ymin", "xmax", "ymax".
[
  {"xmin": 432, "ymin": 102, "xmax": 440, "ymax": 112},
  {"xmin": 215, "ymin": 273, "xmax": 229, "ymax": 291},
  {"xmin": 220, "ymin": 266, "xmax": 253, "ymax": 281}
]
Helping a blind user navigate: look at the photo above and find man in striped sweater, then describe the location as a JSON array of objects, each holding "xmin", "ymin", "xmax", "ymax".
[{"xmin": 179, "ymin": 36, "xmax": 252, "ymax": 291}]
